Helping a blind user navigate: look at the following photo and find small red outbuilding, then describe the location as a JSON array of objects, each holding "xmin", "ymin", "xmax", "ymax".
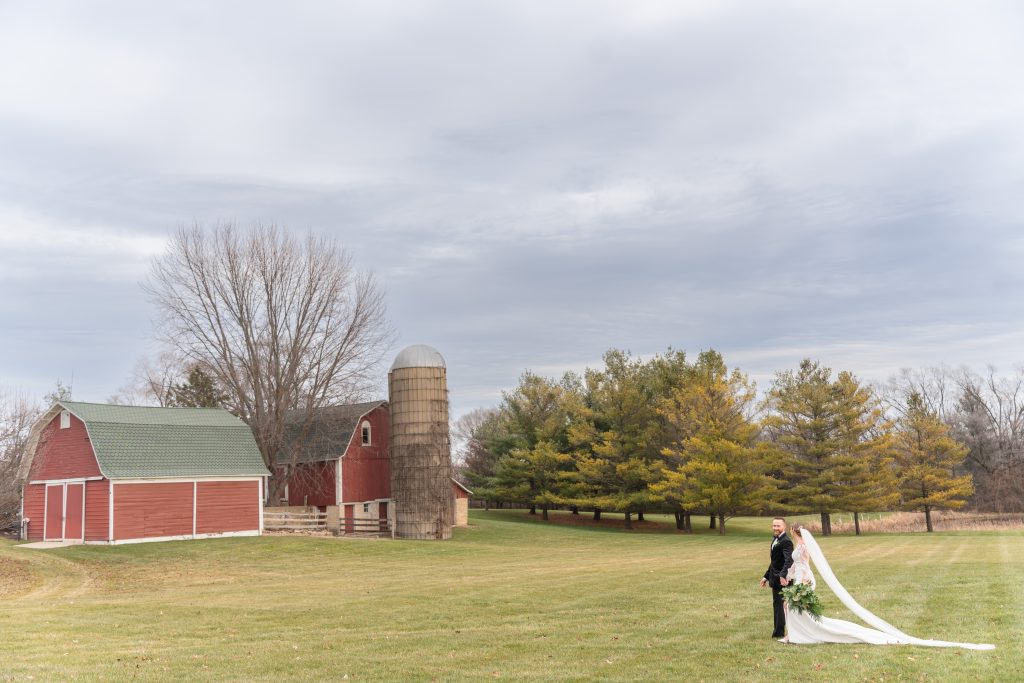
[{"xmin": 19, "ymin": 401, "xmax": 270, "ymax": 544}]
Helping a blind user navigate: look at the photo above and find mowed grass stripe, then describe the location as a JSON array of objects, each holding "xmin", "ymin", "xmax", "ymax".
[{"xmin": 0, "ymin": 512, "xmax": 1018, "ymax": 682}]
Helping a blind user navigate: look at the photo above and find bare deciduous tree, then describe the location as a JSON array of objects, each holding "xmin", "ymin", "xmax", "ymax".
[
  {"xmin": 885, "ymin": 365, "xmax": 1024, "ymax": 512},
  {"xmin": 107, "ymin": 350, "xmax": 187, "ymax": 406},
  {"xmin": 451, "ymin": 407, "xmax": 500, "ymax": 472},
  {"xmin": 0, "ymin": 390, "xmax": 40, "ymax": 531},
  {"xmin": 953, "ymin": 366, "xmax": 1024, "ymax": 511},
  {"xmin": 882, "ymin": 365, "xmax": 959, "ymax": 423},
  {"xmin": 145, "ymin": 223, "xmax": 392, "ymax": 498}
]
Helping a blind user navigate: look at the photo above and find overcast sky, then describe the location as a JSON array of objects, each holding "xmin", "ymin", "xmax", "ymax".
[{"xmin": 2, "ymin": 1, "xmax": 1023, "ymax": 416}]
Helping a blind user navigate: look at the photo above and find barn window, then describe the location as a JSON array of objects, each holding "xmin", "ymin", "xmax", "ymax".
[
  {"xmin": 363, "ymin": 502, "xmax": 370, "ymax": 513},
  {"xmin": 60, "ymin": 410, "xmax": 71, "ymax": 429},
  {"xmin": 361, "ymin": 420, "xmax": 371, "ymax": 445}
]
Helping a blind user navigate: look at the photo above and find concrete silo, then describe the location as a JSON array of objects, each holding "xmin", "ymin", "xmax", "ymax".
[{"xmin": 388, "ymin": 344, "xmax": 453, "ymax": 540}]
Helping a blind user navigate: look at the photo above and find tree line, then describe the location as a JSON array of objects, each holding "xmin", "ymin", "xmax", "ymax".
[
  {"xmin": 454, "ymin": 349, "xmax": 1020, "ymax": 535},
  {"xmin": 3, "ymin": 224, "xmax": 1022, "ymax": 533}
]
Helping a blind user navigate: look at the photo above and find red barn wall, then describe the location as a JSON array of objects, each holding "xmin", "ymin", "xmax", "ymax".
[
  {"xmin": 113, "ymin": 482, "xmax": 193, "ymax": 540},
  {"xmin": 196, "ymin": 481, "xmax": 260, "ymax": 534},
  {"xmin": 22, "ymin": 480, "xmax": 111, "ymax": 541},
  {"xmin": 285, "ymin": 460, "xmax": 336, "ymax": 508},
  {"xmin": 85, "ymin": 479, "xmax": 110, "ymax": 541},
  {"xmin": 23, "ymin": 484, "xmax": 45, "ymax": 541},
  {"xmin": 341, "ymin": 406, "xmax": 391, "ymax": 503},
  {"xmin": 28, "ymin": 413, "xmax": 102, "ymax": 481}
]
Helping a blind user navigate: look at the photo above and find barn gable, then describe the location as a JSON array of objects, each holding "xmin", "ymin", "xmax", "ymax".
[
  {"xmin": 25, "ymin": 410, "xmax": 102, "ymax": 482},
  {"xmin": 276, "ymin": 401, "xmax": 389, "ymax": 509},
  {"xmin": 278, "ymin": 401, "xmax": 387, "ymax": 465}
]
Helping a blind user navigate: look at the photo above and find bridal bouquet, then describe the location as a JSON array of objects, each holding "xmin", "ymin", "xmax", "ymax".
[{"xmin": 781, "ymin": 582, "xmax": 824, "ymax": 621}]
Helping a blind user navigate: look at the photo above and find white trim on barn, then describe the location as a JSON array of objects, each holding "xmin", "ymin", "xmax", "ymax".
[
  {"xmin": 42, "ymin": 484, "xmax": 48, "ymax": 541},
  {"xmin": 108, "ymin": 483, "xmax": 114, "ymax": 542},
  {"xmin": 29, "ymin": 476, "xmax": 102, "ymax": 485},
  {"xmin": 336, "ymin": 457, "xmax": 344, "ymax": 505},
  {"xmin": 79, "ymin": 482, "xmax": 86, "ymax": 542},
  {"xmin": 108, "ymin": 475, "xmax": 266, "ymax": 485},
  {"xmin": 61, "ymin": 484, "xmax": 67, "ymax": 539}
]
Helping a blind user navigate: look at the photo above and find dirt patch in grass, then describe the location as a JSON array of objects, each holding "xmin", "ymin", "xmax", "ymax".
[
  {"xmin": 0, "ymin": 555, "xmax": 40, "ymax": 597},
  {"xmin": 263, "ymin": 529, "xmax": 334, "ymax": 537}
]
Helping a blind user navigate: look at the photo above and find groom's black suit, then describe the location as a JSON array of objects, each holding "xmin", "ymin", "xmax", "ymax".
[{"xmin": 764, "ymin": 532, "xmax": 794, "ymax": 638}]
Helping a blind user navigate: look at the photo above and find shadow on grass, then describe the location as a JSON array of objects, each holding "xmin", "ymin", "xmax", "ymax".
[{"xmin": 474, "ymin": 508, "xmax": 772, "ymax": 538}]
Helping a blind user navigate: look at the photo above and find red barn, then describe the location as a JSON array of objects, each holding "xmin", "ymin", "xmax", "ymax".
[
  {"xmin": 278, "ymin": 401, "xmax": 471, "ymax": 528},
  {"xmin": 277, "ymin": 401, "xmax": 392, "ymax": 523},
  {"xmin": 19, "ymin": 402, "xmax": 270, "ymax": 544}
]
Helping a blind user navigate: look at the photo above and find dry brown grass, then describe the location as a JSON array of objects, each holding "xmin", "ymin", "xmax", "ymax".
[
  {"xmin": 0, "ymin": 554, "xmax": 38, "ymax": 596},
  {"xmin": 798, "ymin": 510, "xmax": 1024, "ymax": 534}
]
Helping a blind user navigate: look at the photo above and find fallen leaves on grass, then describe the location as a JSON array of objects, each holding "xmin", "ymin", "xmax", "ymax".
[{"xmin": 0, "ymin": 555, "xmax": 40, "ymax": 596}]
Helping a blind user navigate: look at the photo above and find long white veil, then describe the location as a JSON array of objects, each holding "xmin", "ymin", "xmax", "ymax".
[{"xmin": 801, "ymin": 529, "xmax": 995, "ymax": 650}]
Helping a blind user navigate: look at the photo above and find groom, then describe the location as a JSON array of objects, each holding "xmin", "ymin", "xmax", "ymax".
[{"xmin": 759, "ymin": 517, "xmax": 794, "ymax": 639}]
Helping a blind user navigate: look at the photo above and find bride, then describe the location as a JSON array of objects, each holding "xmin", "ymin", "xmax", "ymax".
[{"xmin": 781, "ymin": 524, "xmax": 994, "ymax": 650}]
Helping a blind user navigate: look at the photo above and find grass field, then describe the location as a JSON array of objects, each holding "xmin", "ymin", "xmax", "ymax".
[{"xmin": 0, "ymin": 511, "xmax": 1020, "ymax": 682}]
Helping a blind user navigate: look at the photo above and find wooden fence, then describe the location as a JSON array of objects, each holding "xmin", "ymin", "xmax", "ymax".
[
  {"xmin": 263, "ymin": 507, "xmax": 326, "ymax": 531},
  {"xmin": 263, "ymin": 506, "xmax": 392, "ymax": 536},
  {"xmin": 336, "ymin": 517, "xmax": 392, "ymax": 535}
]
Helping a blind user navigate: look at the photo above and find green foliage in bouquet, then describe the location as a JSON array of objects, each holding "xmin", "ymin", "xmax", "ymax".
[{"xmin": 781, "ymin": 582, "xmax": 824, "ymax": 621}]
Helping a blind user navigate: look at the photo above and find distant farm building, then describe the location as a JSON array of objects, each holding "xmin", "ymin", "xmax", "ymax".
[
  {"xmin": 277, "ymin": 401, "xmax": 471, "ymax": 530},
  {"xmin": 276, "ymin": 400, "xmax": 393, "ymax": 524},
  {"xmin": 278, "ymin": 344, "xmax": 469, "ymax": 536},
  {"xmin": 452, "ymin": 478, "xmax": 471, "ymax": 527},
  {"xmin": 20, "ymin": 402, "xmax": 269, "ymax": 544}
]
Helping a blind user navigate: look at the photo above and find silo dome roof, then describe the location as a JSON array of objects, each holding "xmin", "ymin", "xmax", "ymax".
[{"xmin": 390, "ymin": 344, "xmax": 446, "ymax": 371}]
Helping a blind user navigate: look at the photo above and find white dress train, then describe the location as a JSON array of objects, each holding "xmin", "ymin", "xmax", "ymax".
[{"xmin": 783, "ymin": 530, "xmax": 994, "ymax": 650}]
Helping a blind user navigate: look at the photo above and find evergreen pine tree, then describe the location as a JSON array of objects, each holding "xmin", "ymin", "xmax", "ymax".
[{"xmin": 894, "ymin": 392, "xmax": 974, "ymax": 532}]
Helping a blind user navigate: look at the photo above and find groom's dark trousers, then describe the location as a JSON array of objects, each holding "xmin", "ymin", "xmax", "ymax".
[{"xmin": 764, "ymin": 532, "xmax": 794, "ymax": 638}]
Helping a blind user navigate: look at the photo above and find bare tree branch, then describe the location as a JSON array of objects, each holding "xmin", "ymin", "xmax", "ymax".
[
  {"xmin": 144, "ymin": 223, "xmax": 393, "ymax": 498},
  {"xmin": 0, "ymin": 389, "xmax": 40, "ymax": 531}
]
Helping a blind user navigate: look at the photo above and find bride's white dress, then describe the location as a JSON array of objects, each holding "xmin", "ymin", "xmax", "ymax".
[
  {"xmin": 785, "ymin": 544, "xmax": 902, "ymax": 644},
  {"xmin": 783, "ymin": 530, "xmax": 994, "ymax": 650}
]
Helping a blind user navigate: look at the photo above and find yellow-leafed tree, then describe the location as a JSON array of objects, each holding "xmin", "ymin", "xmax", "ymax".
[
  {"xmin": 656, "ymin": 351, "xmax": 778, "ymax": 534},
  {"xmin": 894, "ymin": 392, "xmax": 973, "ymax": 532}
]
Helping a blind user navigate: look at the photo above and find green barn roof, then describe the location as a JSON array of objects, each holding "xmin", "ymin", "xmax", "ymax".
[{"xmin": 58, "ymin": 402, "xmax": 270, "ymax": 479}]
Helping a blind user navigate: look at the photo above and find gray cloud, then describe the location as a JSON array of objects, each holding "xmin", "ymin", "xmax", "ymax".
[{"xmin": 1, "ymin": 1, "xmax": 1022, "ymax": 414}]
